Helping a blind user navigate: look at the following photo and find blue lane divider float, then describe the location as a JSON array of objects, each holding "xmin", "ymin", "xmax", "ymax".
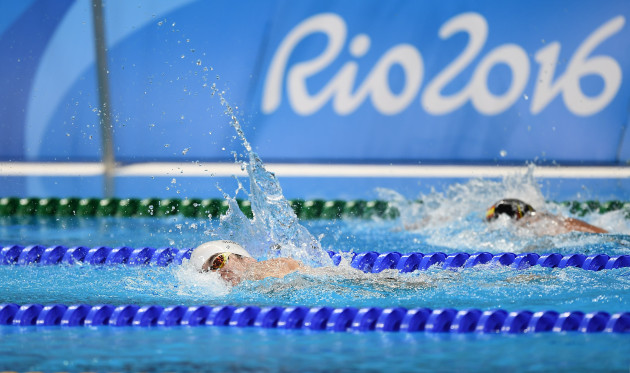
[
  {"xmin": 0, "ymin": 303, "xmax": 627, "ymax": 334},
  {"xmin": 1, "ymin": 244, "xmax": 629, "ymax": 273},
  {"xmin": 0, "ymin": 245, "xmax": 187, "ymax": 267}
]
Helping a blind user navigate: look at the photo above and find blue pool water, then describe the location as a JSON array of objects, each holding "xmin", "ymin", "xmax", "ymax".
[
  {"xmin": 1, "ymin": 212, "xmax": 629, "ymax": 371},
  {"xmin": 0, "ymin": 217, "xmax": 629, "ymax": 311},
  {"xmin": 2, "ymin": 324, "xmax": 629, "ymax": 372}
]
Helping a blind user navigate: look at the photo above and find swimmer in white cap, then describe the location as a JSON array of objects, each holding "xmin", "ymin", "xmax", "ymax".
[{"xmin": 189, "ymin": 240, "xmax": 303, "ymax": 286}]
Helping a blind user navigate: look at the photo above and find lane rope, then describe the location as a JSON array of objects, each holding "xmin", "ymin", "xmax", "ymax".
[
  {"xmin": 1, "ymin": 197, "xmax": 628, "ymax": 219},
  {"xmin": 1, "ymin": 245, "xmax": 628, "ymax": 272},
  {"xmin": 0, "ymin": 303, "xmax": 627, "ymax": 333}
]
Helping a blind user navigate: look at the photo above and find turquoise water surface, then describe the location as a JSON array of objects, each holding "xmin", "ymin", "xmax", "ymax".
[{"xmin": 0, "ymin": 211, "xmax": 629, "ymax": 372}]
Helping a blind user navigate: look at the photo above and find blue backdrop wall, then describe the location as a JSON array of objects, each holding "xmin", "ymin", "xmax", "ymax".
[{"xmin": 1, "ymin": 0, "xmax": 630, "ymax": 165}]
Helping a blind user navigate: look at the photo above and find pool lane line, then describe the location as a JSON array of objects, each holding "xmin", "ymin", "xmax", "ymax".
[
  {"xmin": 0, "ymin": 197, "xmax": 627, "ymax": 219},
  {"xmin": 0, "ymin": 303, "xmax": 628, "ymax": 333},
  {"xmin": 1, "ymin": 245, "xmax": 629, "ymax": 272}
]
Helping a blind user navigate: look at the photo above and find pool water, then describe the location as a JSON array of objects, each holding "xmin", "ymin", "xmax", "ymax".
[
  {"xmin": 2, "ymin": 324, "xmax": 629, "ymax": 372},
  {"xmin": 1, "ymin": 213, "xmax": 629, "ymax": 371},
  {"xmin": 0, "ymin": 216, "xmax": 629, "ymax": 310}
]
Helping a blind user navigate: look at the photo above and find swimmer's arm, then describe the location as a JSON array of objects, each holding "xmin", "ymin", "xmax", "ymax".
[
  {"xmin": 247, "ymin": 258, "xmax": 303, "ymax": 280},
  {"xmin": 562, "ymin": 217, "xmax": 608, "ymax": 234},
  {"xmin": 519, "ymin": 212, "xmax": 608, "ymax": 234}
]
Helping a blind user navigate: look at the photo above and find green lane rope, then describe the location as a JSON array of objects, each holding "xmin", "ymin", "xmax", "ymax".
[
  {"xmin": 0, "ymin": 197, "xmax": 628, "ymax": 219},
  {"xmin": 0, "ymin": 197, "xmax": 395, "ymax": 219}
]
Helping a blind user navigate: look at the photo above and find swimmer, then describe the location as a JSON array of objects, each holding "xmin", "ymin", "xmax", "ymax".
[
  {"xmin": 189, "ymin": 240, "xmax": 303, "ymax": 286},
  {"xmin": 190, "ymin": 240, "xmax": 433, "ymax": 288},
  {"xmin": 486, "ymin": 198, "xmax": 608, "ymax": 235}
]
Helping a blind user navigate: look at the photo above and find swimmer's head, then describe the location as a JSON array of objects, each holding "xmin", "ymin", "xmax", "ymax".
[
  {"xmin": 486, "ymin": 199, "xmax": 535, "ymax": 221},
  {"xmin": 189, "ymin": 240, "xmax": 257, "ymax": 286},
  {"xmin": 189, "ymin": 240, "xmax": 253, "ymax": 272}
]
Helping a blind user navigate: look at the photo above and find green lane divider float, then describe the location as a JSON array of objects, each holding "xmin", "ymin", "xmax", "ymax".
[
  {"xmin": 0, "ymin": 197, "xmax": 628, "ymax": 219},
  {"xmin": 0, "ymin": 197, "xmax": 395, "ymax": 219}
]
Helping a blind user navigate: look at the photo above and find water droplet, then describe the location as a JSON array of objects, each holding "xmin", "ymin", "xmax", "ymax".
[
  {"xmin": 523, "ymin": 94, "xmax": 529, "ymax": 100},
  {"xmin": 182, "ymin": 147, "xmax": 190, "ymax": 155},
  {"xmin": 196, "ymin": 59, "xmax": 202, "ymax": 66},
  {"xmin": 171, "ymin": 178, "xmax": 177, "ymax": 184},
  {"xmin": 180, "ymin": 115, "xmax": 185, "ymax": 120},
  {"xmin": 500, "ymin": 150, "xmax": 507, "ymax": 157},
  {"xmin": 180, "ymin": 55, "xmax": 185, "ymax": 59},
  {"xmin": 158, "ymin": 21, "xmax": 163, "ymax": 26},
  {"xmin": 165, "ymin": 144, "xmax": 170, "ymax": 148}
]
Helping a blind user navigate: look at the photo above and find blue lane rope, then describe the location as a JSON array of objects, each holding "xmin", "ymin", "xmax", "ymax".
[
  {"xmin": 0, "ymin": 303, "xmax": 628, "ymax": 333},
  {"xmin": 1, "ymin": 244, "xmax": 629, "ymax": 272}
]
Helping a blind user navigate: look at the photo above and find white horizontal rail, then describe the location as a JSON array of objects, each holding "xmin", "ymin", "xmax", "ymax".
[{"xmin": 0, "ymin": 162, "xmax": 629, "ymax": 178}]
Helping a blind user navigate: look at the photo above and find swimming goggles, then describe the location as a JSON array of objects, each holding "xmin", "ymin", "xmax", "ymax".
[
  {"xmin": 207, "ymin": 252, "xmax": 232, "ymax": 271},
  {"xmin": 486, "ymin": 199, "xmax": 535, "ymax": 221}
]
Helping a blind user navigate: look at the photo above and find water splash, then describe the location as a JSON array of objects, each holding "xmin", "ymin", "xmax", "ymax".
[
  {"xmin": 157, "ymin": 23, "xmax": 330, "ymax": 275},
  {"xmin": 378, "ymin": 166, "xmax": 624, "ymax": 252},
  {"xmin": 380, "ymin": 165, "xmax": 543, "ymax": 226},
  {"xmin": 208, "ymin": 84, "xmax": 330, "ymax": 267}
]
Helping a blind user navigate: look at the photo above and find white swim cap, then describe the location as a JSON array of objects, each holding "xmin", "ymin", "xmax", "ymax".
[{"xmin": 189, "ymin": 240, "xmax": 252, "ymax": 272}]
